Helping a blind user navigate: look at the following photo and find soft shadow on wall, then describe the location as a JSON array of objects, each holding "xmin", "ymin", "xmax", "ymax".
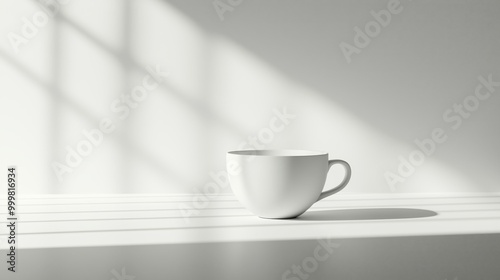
[
  {"xmin": 163, "ymin": 0, "xmax": 500, "ymax": 193},
  {"xmin": 1, "ymin": 0, "xmax": 499, "ymax": 194}
]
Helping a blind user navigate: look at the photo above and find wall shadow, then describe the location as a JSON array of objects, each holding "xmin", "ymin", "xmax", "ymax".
[{"xmin": 161, "ymin": 0, "xmax": 500, "ymax": 191}]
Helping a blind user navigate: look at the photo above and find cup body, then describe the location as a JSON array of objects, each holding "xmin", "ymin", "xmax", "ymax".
[{"xmin": 227, "ymin": 150, "xmax": 329, "ymax": 219}]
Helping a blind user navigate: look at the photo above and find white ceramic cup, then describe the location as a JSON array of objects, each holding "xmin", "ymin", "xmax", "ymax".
[{"xmin": 227, "ymin": 150, "xmax": 351, "ymax": 219}]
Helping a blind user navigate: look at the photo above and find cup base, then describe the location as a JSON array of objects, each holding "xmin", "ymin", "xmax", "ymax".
[{"xmin": 258, "ymin": 211, "xmax": 306, "ymax": 220}]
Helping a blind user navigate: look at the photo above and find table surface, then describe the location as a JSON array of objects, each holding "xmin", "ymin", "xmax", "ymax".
[{"xmin": 1, "ymin": 192, "xmax": 500, "ymax": 249}]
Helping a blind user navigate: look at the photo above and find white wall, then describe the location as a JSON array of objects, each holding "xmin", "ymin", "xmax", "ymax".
[{"xmin": 1, "ymin": 0, "xmax": 499, "ymax": 194}]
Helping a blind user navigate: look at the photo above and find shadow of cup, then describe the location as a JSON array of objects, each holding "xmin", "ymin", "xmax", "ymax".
[{"xmin": 297, "ymin": 208, "xmax": 438, "ymax": 221}]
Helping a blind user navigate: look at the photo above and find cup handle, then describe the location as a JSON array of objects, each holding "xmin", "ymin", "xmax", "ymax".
[{"xmin": 316, "ymin": 159, "xmax": 351, "ymax": 201}]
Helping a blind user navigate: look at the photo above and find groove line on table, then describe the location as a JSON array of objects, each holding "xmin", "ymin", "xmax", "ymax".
[
  {"xmin": 3, "ymin": 215, "xmax": 500, "ymax": 236},
  {"xmin": 10, "ymin": 201, "xmax": 500, "ymax": 214},
  {"xmin": 2, "ymin": 207, "xmax": 500, "ymax": 223},
  {"xmin": 5, "ymin": 195, "xmax": 500, "ymax": 206}
]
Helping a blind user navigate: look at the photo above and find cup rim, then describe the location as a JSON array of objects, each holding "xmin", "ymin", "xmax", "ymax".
[{"xmin": 227, "ymin": 149, "xmax": 328, "ymax": 157}]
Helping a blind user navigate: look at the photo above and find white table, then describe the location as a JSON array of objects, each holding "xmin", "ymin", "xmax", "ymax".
[{"xmin": 1, "ymin": 193, "xmax": 500, "ymax": 280}]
